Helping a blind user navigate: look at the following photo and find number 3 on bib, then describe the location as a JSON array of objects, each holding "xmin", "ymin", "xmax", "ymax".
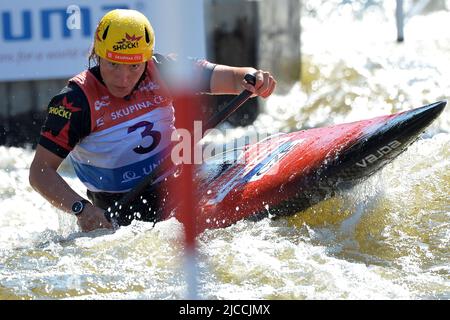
[{"xmin": 128, "ymin": 121, "xmax": 161, "ymax": 154}]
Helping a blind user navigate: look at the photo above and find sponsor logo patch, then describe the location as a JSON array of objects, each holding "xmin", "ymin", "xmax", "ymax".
[
  {"xmin": 106, "ymin": 50, "xmax": 143, "ymax": 63},
  {"xmin": 113, "ymin": 33, "xmax": 142, "ymax": 51},
  {"xmin": 49, "ymin": 96, "xmax": 81, "ymax": 119},
  {"xmin": 94, "ymin": 95, "xmax": 110, "ymax": 111}
]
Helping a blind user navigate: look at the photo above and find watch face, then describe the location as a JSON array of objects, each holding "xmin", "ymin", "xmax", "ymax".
[{"xmin": 72, "ymin": 201, "xmax": 84, "ymax": 214}]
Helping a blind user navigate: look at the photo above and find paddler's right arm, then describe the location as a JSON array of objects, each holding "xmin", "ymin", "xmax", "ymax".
[
  {"xmin": 29, "ymin": 146, "xmax": 112, "ymax": 232},
  {"xmin": 29, "ymin": 85, "xmax": 111, "ymax": 232}
]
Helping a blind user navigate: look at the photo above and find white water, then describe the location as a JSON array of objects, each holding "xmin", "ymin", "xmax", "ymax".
[{"xmin": 1, "ymin": 1, "xmax": 449, "ymax": 299}]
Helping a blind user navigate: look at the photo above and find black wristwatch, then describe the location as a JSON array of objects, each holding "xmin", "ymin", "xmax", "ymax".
[{"xmin": 71, "ymin": 199, "xmax": 90, "ymax": 216}]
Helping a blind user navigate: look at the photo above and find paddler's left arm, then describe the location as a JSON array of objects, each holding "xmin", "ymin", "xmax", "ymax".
[{"xmin": 210, "ymin": 65, "xmax": 277, "ymax": 98}]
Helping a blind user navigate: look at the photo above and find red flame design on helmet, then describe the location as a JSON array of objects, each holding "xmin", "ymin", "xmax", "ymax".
[{"xmin": 125, "ymin": 33, "xmax": 143, "ymax": 41}]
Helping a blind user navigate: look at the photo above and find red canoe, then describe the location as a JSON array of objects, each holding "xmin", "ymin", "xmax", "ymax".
[{"xmin": 170, "ymin": 101, "xmax": 446, "ymax": 232}]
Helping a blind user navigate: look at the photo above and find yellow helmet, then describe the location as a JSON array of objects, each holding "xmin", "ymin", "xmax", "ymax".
[{"xmin": 94, "ymin": 9, "xmax": 155, "ymax": 64}]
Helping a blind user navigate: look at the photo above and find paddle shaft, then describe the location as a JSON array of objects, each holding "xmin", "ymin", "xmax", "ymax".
[{"xmin": 105, "ymin": 74, "xmax": 257, "ymax": 218}]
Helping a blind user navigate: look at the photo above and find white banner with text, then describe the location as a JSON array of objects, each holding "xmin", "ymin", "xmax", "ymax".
[{"xmin": 0, "ymin": 0, "xmax": 206, "ymax": 81}]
